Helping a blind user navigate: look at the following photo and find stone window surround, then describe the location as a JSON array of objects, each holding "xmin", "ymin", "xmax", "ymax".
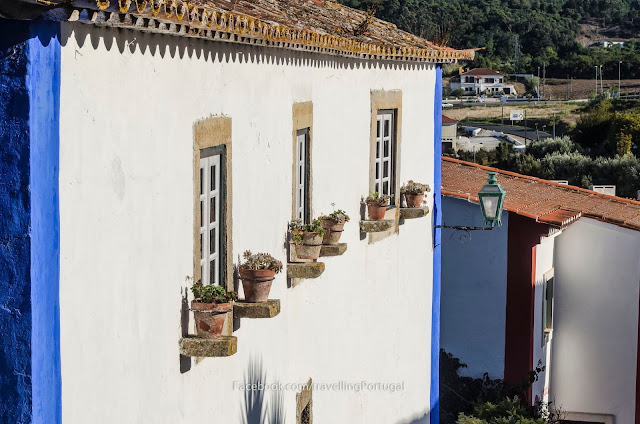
[
  {"xmin": 193, "ymin": 116, "xmax": 233, "ymax": 293},
  {"xmin": 292, "ymin": 101, "xmax": 313, "ymax": 222},
  {"xmin": 368, "ymin": 90, "xmax": 402, "ymax": 243}
]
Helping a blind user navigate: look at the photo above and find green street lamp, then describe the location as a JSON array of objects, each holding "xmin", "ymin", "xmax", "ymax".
[{"xmin": 478, "ymin": 172, "xmax": 506, "ymax": 228}]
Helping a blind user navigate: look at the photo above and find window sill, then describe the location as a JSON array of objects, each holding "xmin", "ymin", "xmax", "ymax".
[
  {"xmin": 360, "ymin": 219, "xmax": 393, "ymax": 233},
  {"xmin": 234, "ymin": 299, "xmax": 281, "ymax": 319},
  {"xmin": 179, "ymin": 335, "xmax": 237, "ymax": 357},
  {"xmin": 399, "ymin": 207, "xmax": 430, "ymax": 220},
  {"xmin": 287, "ymin": 262, "xmax": 325, "ymax": 279},
  {"xmin": 320, "ymin": 243, "xmax": 347, "ymax": 257}
]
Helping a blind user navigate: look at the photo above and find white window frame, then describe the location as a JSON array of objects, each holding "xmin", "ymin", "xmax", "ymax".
[
  {"xmin": 199, "ymin": 152, "xmax": 221, "ymax": 286},
  {"xmin": 295, "ymin": 129, "xmax": 309, "ymax": 222},
  {"xmin": 375, "ymin": 111, "xmax": 394, "ymax": 197}
]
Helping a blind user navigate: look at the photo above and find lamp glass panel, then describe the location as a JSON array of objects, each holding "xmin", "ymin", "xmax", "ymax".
[{"xmin": 482, "ymin": 195, "xmax": 499, "ymax": 218}]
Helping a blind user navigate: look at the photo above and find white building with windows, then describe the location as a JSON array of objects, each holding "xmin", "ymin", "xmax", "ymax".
[
  {"xmin": 441, "ymin": 158, "xmax": 640, "ymax": 424},
  {"xmin": 0, "ymin": 1, "xmax": 475, "ymax": 423},
  {"xmin": 450, "ymin": 68, "xmax": 517, "ymax": 96}
]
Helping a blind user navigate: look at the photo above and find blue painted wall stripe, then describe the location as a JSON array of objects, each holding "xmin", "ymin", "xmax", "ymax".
[
  {"xmin": 0, "ymin": 20, "xmax": 33, "ymax": 423},
  {"xmin": 431, "ymin": 64, "xmax": 443, "ymax": 424},
  {"xmin": 28, "ymin": 21, "xmax": 62, "ymax": 424}
]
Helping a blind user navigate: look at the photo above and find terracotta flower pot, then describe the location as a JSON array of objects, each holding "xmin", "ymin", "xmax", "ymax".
[
  {"xmin": 321, "ymin": 219, "xmax": 346, "ymax": 232},
  {"xmin": 238, "ymin": 268, "xmax": 277, "ymax": 281},
  {"xmin": 367, "ymin": 202, "xmax": 388, "ymax": 220},
  {"xmin": 323, "ymin": 229, "xmax": 343, "ymax": 245},
  {"xmin": 293, "ymin": 243, "xmax": 322, "ymax": 260},
  {"xmin": 404, "ymin": 192, "xmax": 425, "ymax": 208},
  {"xmin": 191, "ymin": 301, "xmax": 231, "ymax": 339},
  {"xmin": 240, "ymin": 278, "xmax": 274, "ymax": 303},
  {"xmin": 302, "ymin": 232, "xmax": 323, "ymax": 246}
]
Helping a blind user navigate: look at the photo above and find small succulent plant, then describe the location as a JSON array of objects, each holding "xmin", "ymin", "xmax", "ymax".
[
  {"xmin": 239, "ymin": 250, "xmax": 283, "ymax": 273},
  {"xmin": 289, "ymin": 218, "xmax": 327, "ymax": 244},
  {"xmin": 365, "ymin": 192, "xmax": 391, "ymax": 204},
  {"xmin": 320, "ymin": 203, "xmax": 350, "ymax": 223},
  {"xmin": 401, "ymin": 180, "xmax": 431, "ymax": 194},
  {"xmin": 191, "ymin": 282, "xmax": 237, "ymax": 304}
]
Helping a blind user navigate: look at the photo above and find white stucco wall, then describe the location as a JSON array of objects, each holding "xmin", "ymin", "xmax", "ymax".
[
  {"xmin": 57, "ymin": 23, "xmax": 437, "ymax": 424},
  {"xmin": 552, "ymin": 218, "xmax": 640, "ymax": 422},
  {"xmin": 441, "ymin": 196, "xmax": 508, "ymax": 379},
  {"xmin": 531, "ymin": 233, "xmax": 557, "ymax": 404}
]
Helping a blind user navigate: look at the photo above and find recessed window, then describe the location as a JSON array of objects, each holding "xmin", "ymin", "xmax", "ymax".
[
  {"xmin": 199, "ymin": 146, "xmax": 224, "ymax": 286},
  {"xmin": 543, "ymin": 270, "xmax": 554, "ymax": 332},
  {"xmin": 375, "ymin": 111, "xmax": 395, "ymax": 197},
  {"xmin": 296, "ymin": 128, "xmax": 311, "ymax": 223}
]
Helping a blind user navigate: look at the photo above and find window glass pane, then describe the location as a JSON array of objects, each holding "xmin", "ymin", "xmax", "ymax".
[
  {"xmin": 211, "ymin": 165, "xmax": 216, "ymax": 191},
  {"xmin": 210, "ymin": 198, "xmax": 216, "ymax": 223},
  {"xmin": 375, "ymin": 183, "xmax": 379, "ymax": 192},
  {"xmin": 200, "ymin": 200, "xmax": 203, "ymax": 226},
  {"xmin": 210, "ymin": 228, "xmax": 216, "ymax": 254},
  {"xmin": 375, "ymin": 163, "xmax": 379, "ymax": 179},
  {"xmin": 210, "ymin": 260, "xmax": 216, "ymax": 286},
  {"xmin": 384, "ymin": 119, "xmax": 390, "ymax": 137},
  {"xmin": 299, "ymin": 142, "xmax": 303, "ymax": 161},
  {"xmin": 200, "ymin": 168, "xmax": 203, "ymax": 195},
  {"xmin": 299, "ymin": 165, "xmax": 303, "ymax": 184},
  {"xmin": 377, "ymin": 121, "xmax": 380, "ymax": 138},
  {"xmin": 376, "ymin": 141, "xmax": 380, "ymax": 158},
  {"xmin": 200, "ymin": 234, "xmax": 203, "ymax": 259},
  {"xmin": 383, "ymin": 181, "xmax": 389, "ymax": 194},
  {"xmin": 383, "ymin": 161, "xmax": 389, "ymax": 178}
]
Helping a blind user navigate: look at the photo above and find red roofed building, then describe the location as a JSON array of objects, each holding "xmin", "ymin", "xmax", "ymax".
[
  {"xmin": 450, "ymin": 68, "xmax": 517, "ymax": 96},
  {"xmin": 442, "ymin": 115, "xmax": 458, "ymax": 152},
  {"xmin": 441, "ymin": 157, "xmax": 640, "ymax": 424}
]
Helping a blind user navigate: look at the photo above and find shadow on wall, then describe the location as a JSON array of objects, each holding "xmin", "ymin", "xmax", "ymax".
[
  {"xmin": 58, "ymin": 20, "xmax": 432, "ymax": 73},
  {"xmin": 179, "ymin": 286, "xmax": 191, "ymax": 374},
  {"xmin": 396, "ymin": 411, "xmax": 430, "ymax": 424},
  {"xmin": 240, "ymin": 355, "xmax": 286, "ymax": 424}
]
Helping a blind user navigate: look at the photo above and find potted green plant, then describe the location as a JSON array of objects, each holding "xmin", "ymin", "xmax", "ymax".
[
  {"xmin": 238, "ymin": 250, "xmax": 283, "ymax": 303},
  {"xmin": 191, "ymin": 282, "xmax": 237, "ymax": 339},
  {"xmin": 319, "ymin": 204, "xmax": 350, "ymax": 245},
  {"xmin": 401, "ymin": 180, "xmax": 431, "ymax": 208},
  {"xmin": 365, "ymin": 192, "xmax": 391, "ymax": 220},
  {"xmin": 290, "ymin": 218, "xmax": 326, "ymax": 260}
]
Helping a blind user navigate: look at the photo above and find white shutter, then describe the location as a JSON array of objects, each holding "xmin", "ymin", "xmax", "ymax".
[
  {"xmin": 296, "ymin": 132, "xmax": 307, "ymax": 222},
  {"xmin": 375, "ymin": 112, "xmax": 393, "ymax": 196},
  {"xmin": 199, "ymin": 154, "xmax": 221, "ymax": 286}
]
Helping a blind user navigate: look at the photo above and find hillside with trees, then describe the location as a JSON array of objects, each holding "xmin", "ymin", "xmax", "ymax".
[{"xmin": 338, "ymin": 0, "xmax": 640, "ymax": 79}]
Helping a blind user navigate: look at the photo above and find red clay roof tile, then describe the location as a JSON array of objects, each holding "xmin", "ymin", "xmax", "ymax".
[{"xmin": 442, "ymin": 157, "xmax": 640, "ymax": 231}]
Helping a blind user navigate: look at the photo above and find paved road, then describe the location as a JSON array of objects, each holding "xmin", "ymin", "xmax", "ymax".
[{"xmin": 465, "ymin": 122, "xmax": 553, "ymax": 141}]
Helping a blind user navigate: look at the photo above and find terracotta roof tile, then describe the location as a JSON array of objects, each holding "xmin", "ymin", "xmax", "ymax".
[
  {"xmin": 72, "ymin": 0, "xmax": 477, "ymax": 63},
  {"xmin": 442, "ymin": 115, "xmax": 457, "ymax": 124},
  {"xmin": 442, "ymin": 157, "xmax": 640, "ymax": 231}
]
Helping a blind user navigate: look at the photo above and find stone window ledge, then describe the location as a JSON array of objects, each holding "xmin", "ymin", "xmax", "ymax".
[
  {"xmin": 399, "ymin": 207, "xmax": 430, "ymax": 220},
  {"xmin": 287, "ymin": 262, "xmax": 325, "ymax": 279},
  {"xmin": 234, "ymin": 299, "xmax": 280, "ymax": 319},
  {"xmin": 359, "ymin": 219, "xmax": 393, "ymax": 233},
  {"xmin": 179, "ymin": 335, "xmax": 237, "ymax": 357},
  {"xmin": 319, "ymin": 243, "xmax": 347, "ymax": 257}
]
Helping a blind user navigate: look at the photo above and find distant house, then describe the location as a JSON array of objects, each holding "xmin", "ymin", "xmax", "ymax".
[
  {"xmin": 441, "ymin": 158, "xmax": 640, "ymax": 424},
  {"xmin": 591, "ymin": 40, "xmax": 625, "ymax": 48},
  {"xmin": 442, "ymin": 115, "xmax": 458, "ymax": 152},
  {"xmin": 450, "ymin": 68, "xmax": 517, "ymax": 96}
]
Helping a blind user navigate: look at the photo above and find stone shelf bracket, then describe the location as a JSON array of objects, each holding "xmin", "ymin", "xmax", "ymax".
[
  {"xmin": 287, "ymin": 262, "xmax": 325, "ymax": 279},
  {"xmin": 179, "ymin": 335, "xmax": 237, "ymax": 357},
  {"xmin": 234, "ymin": 299, "xmax": 281, "ymax": 319},
  {"xmin": 359, "ymin": 219, "xmax": 393, "ymax": 233},
  {"xmin": 320, "ymin": 243, "xmax": 347, "ymax": 257},
  {"xmin": 399, "ymin": 207, "xmax": 430, "ymax": 220}
]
